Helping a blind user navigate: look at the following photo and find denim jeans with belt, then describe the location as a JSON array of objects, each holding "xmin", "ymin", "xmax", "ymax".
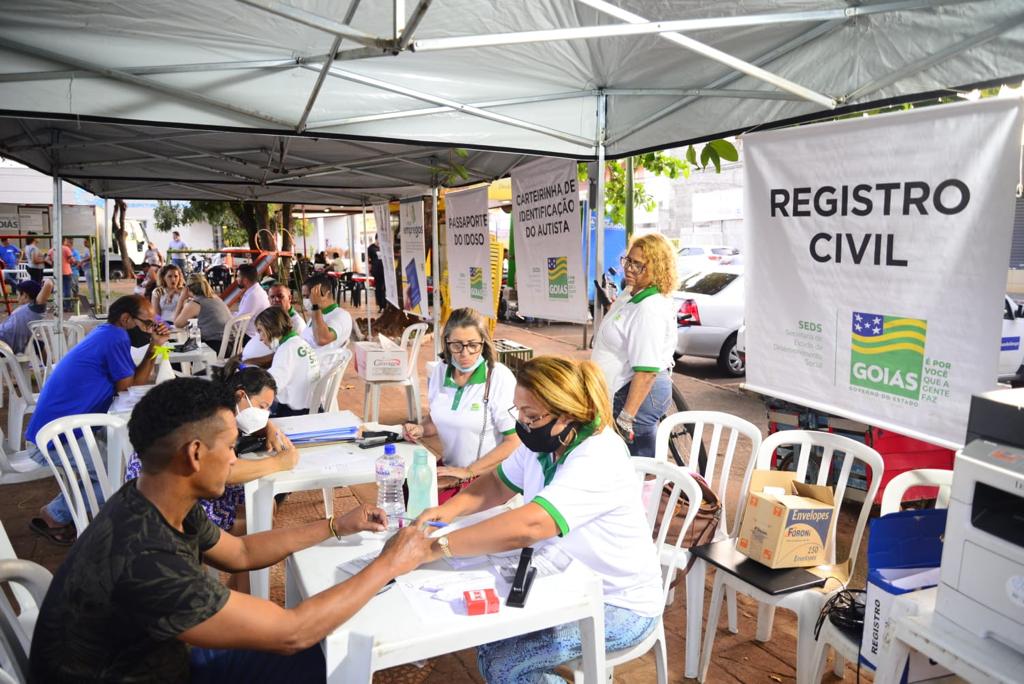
[{"xmin": 613, "ymin": 371, "xmax": 672, "ymax": 457}]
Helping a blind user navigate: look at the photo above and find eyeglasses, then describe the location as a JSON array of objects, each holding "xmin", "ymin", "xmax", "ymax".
[
  {"xmin": 619, "ymin": 256, "xmax": 647, "ymax": 274},
  {"xmin": 447, "ymin": 340, "xmax": 483, "ymax": 354},
  {"xmin": 133, "ymin": 316, "xmax": 156, "ymax": 331},
  {"xmin": 507, "ymin": 406, "xmax": 552, "ymax": 433}
]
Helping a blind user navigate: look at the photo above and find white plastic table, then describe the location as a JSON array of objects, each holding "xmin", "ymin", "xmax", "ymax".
[
  {"xmin": 285, "ymin": 532, "xmax": 607, "ymax": 683},
  {"xmin": 874, "ymin": 587, "xmax": 1024, "ymax": 684},
  {"xmin": 245, "ymin": 411, "xmax": 437, "ymax": 599}
]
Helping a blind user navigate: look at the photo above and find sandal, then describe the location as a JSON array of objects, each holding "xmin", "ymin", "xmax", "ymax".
[{"xmin": 29, "ymin": 517, "xmax": 76, "ymax": 546}]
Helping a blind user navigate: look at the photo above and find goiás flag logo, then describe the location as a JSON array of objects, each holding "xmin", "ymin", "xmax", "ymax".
[
  {"xmin": 850, "ymin": 311, "xmax": 927, "ymax": 400},
  {"xmin": 547, "ymin": 256, "xmax": 568, "ymax": 300}
]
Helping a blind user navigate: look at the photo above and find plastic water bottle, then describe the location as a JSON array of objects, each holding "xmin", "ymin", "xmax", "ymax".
[
  {"xmin": 375, "ymin": 444, "xmax": 406, "ymax": 531},
  {"xmin": 406, "ymin": 448, "xmax": 432, "ymax": 518},
  {"xmin": 188, "ymin": 318, "xmax": 201, "ymax": 345}
]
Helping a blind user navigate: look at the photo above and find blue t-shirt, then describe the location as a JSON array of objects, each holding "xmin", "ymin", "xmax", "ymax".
[
  {"xmin": 25, "ymin": 324, "xmax": 136, "ymax": 446},
  {"xmin": 0, "ymin": 244, "xmax": 20, "ymax": 269}
]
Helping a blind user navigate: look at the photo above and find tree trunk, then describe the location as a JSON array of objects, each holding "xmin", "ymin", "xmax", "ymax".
[{"xmin": 111, "ymin": 199, "xmax": 135, "ymax": 279}]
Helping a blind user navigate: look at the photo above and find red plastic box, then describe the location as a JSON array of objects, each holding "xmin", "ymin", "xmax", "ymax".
[{"xmin": 464, "ymin": 588, "xmax": 500, "ymax": 615}]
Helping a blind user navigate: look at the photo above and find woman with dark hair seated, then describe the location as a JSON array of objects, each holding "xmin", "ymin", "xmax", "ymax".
[{"xmin": 125, "ymin": 367, "xmax": 300, "ymax": 589}]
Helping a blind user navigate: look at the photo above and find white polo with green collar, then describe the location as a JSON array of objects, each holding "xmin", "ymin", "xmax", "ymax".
[
  {"xmin": 591, "ymin": 285, "xmax": 675, "ymax": 397},
  {"xmin": 426, "ymin": 361, "xmax": 517, "ymax": 469},
  {"xmin": 496, "ymin": 424, "xmax": 663, "ymax": 617},
  {"xmin": 300, "ymin": 303, "xmax": 352, "ymax": 352},
  {"xmin": 267, "ymin": 330, "xmax": 321, "ymax": 410}
]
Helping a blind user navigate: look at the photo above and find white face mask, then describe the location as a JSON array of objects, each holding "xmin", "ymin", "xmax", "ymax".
[
  {"xmin": 303, "ymin": 297, "xmax": 313, "ymax": 311},
  {"xmin": 235, "ymin": 392, "xmax": 271, "ymax": 435}
]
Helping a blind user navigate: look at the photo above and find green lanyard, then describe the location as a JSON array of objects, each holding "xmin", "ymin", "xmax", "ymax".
[{"xmin": 536, "ymin": 419, "xmax": 598, "ymax": 486}]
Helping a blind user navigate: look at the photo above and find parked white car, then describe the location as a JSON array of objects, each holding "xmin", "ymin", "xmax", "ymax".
[
  {"xmin": 675, "ymin": 245, "xmax": 739, "ymax": 279},
  {"xmin": 1001, "ymin": 294, "xmax": 1024, "ymax": 380},
  {"xmin": 673, "ymin": 266, "xmax": 744, "ymax": 376}
]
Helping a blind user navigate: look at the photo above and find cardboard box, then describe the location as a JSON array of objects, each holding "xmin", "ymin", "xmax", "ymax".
[
  {"xmin": 353, "ymin": 336, "xmax": 408, "ymax": 381},
  {"xmin": 736, "ymin": 470, "xmax": 835, "ymax": 569},
  {"xmin": 861, "ymin": 508, "xmax": 949, "ymax": 682}
]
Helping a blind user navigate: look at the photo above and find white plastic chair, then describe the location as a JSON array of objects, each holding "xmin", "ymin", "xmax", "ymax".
[
  {"xmin": 205, "ymin": 313, "xmax": 252, "ymax": 374},
  {"xmin": 0, "ymin": 521, "xmax": 49, "ymax": 670},
  {"xmin": 654, "ymin": 410, "xmax": 763, "ymax": 678},
  {"xmin": 809, "ymin": 468, "xmax": 953, "ymax": 682},
  {"xmin": 0, "ymin": 558, "xmax": 51, "ymax": 684},
  {"xmin": 698, "ymin": 430, "xmax": 884, "ymax": 684},
  {"xmin": 27, "ymin": 320, "xmax": 85, "ymax": 386},
  {"xmin": 0, "ymin": 426, "xmax": 50, "ymax": 486},
  {"xmin": 0, "ymin": 342, "xmax": 38, "ymax": 453},
  {"xmin": 308, "ymin": 349, "xmax": 352, "ymax": 415},
  {"xmin": 568, "ymin": 459, "xmax": 702, "ymax": 684},
  {"xmin": 362, "ymin": 322, "xmax": 428, "ymax": 423},
  {"xmin": 33, "ymin": 414, "xmax": 130, "ymax": 538}
]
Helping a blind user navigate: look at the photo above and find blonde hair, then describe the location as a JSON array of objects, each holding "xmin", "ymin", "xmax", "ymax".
[
  {"xmin": 186, "ymin": 273, "xmax": 215, "ymax": 299},
  {"xmin": 442, "ymin": 307, "xmax": 496, "ymax": 367},
  {"xmin": 516, "ymin": 355, "xmax": 611, "ymax": 429},
  {"xmin": 628, "ymin": 233, "xmax": 677, "ymax": 294},
  {"xmin": 156, "ymin": 264, "xmax": 183, "ymax": 293}
]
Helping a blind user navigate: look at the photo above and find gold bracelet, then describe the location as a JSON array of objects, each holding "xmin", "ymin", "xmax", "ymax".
[
  {"xmin": 465, "ymin": 466, "xmax": 475, "ymax": 480},
  {"xmin": 328, "ymin": 515, "xmax": 341, "ymax": 539}
]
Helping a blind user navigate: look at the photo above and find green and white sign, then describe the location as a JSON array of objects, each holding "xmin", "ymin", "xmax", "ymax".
[
  {"xmin": 744, "ymin": 98, "xmax": 1023, "ymax": 448},
  {"xmin": 446, "ymin": 184, "xmax": 494, "ymax": 317}
]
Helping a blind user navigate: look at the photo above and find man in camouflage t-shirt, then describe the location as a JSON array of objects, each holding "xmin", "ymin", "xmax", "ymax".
[{"xmin": 30, "ymin": 378, "xmax": 433, "ymax": 682}]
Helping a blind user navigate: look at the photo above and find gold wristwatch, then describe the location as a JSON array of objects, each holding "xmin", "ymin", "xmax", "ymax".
[{"xmin": 437, "ymin": 535, "xmax": 453, "ymax": 559}]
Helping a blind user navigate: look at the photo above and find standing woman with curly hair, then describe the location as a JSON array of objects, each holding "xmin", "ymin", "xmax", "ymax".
[{"xmin": 591, "ymin": 233, "xmax": 678, "ymax": 456}]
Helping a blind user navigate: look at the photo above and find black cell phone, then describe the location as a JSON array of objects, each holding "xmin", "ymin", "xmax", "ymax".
[
  {"xmin": 506, "ymin": 547, "xmax": 536, "ymax": 609},
  {"xmin": 357, "ymin": 435, "xmax": 389, "ymax": 449}
]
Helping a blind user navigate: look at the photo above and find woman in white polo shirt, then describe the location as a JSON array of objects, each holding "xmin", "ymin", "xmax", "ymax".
[
  {"xmin": 402, "ymin": 308, "xmax": 520, "ymax": 501},
  {"xmin": 414, "ymin": 355, "xmax": 662, "ymax": 683},
  {"xmin": 591, "ymin": 232, "xmax": 677, "ymax": 457},
  {"xmin": 300, "ymin": 273, "xmax": 352, "ymax": 354},
  {"xmin": 254, "ymin": 306, "xmax": 321, "ymax": 417}
]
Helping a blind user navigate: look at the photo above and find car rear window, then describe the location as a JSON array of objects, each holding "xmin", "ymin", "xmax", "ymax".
[
  {"xmin": 711, "ymin": 247, "xmax": 737, "ymax": 255},
  {"xmin": 679, "ymin": 271, "xmax": 739, "ymax": 294},
  {"xmin": 679, "ymin": 247, "xmax": 703, "ymax": 256}
]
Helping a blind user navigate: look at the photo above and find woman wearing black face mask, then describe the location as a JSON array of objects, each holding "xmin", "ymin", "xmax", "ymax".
[{"xmin": 414, "ymin": 355, "xmax": 662, "ymax": 684}]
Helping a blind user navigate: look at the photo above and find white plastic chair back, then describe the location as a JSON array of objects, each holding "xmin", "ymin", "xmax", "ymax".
[
  {"xmin": 0, "ymin": 344, "xmax": 33, "ymax": 415},
  {"xmin": 308, "ymin": 349, "xmax": 352, "ymax": 414},
  {"xmin": 0, "ymin": 558, "xmax": 51, "ymax": 684},
  {"xmin": 400, "ymin": 322, "xmax": 429, "ymax": 381},
  {"xmin": 34, "ymin": 414, "xmax": 130, "ymax": 537},
  {"xmin": 879, "ymin": 468, "xmax": 953, "ymax": 515},
  {"xmin": 219, "ymin": 314, "xmax": 251, "ymax": 361},
  {"xmin": 635, "ymin": 458, "xmax": 703, "ymax": 602},
  {"xmin": 27, "ymin": 320, "xmax": 85, "ymax": 385},
  {"xmin": 654, "ymin": 410, "xmax": 762, "ymax": 537},
  {"xmin": 754, "ymin": 430, "xmax": 884, "ymax": 569}
]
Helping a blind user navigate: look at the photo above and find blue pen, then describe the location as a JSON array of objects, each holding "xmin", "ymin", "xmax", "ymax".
[{"xmin": 400, "ymin": 516, "xmax": 447, "ymax": 528}]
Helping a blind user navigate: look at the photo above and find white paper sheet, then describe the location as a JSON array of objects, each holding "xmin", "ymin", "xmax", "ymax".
[{"xmin": 293, "ymin": 448, "xmax": 376, "ymax": 474}]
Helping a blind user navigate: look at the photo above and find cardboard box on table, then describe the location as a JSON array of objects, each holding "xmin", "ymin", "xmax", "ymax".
[
  {"xmin": 736, "ymin": 470, "xmax": 835, "ymax": 569},
  {"xmin": 861, "ymin": 508, "xmax": 949, "ymax": 682},
  {"xmin": 353, "ymin": 336, "xmax": 409, "ymax": 381}
]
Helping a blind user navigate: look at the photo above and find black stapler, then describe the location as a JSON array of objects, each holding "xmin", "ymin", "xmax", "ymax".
[{"xmin": 506, "ymin": 547, "xmax": 536, "ymax": 608}]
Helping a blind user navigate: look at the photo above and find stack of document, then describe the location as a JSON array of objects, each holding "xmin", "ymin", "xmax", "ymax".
[{"xmin": 285, "ymin": 425, "xmax": 359, "ymax": 446}]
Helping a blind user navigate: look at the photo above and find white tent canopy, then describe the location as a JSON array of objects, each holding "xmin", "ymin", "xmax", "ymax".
[{"xmin": 1, "ymin": 0, "xmax": 1022, "ymax": 171}]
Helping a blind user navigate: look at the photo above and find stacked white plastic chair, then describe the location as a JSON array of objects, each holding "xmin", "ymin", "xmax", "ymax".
[
  {"xmin": 0, "ymin": 521, "xmax": 52, "ymax": 684},
  {"xmin": 26, "ymin": 320, "xmax": 85, "ymax": 387},
  {"xmin": 653, "ymin": 410, "xmax": 762, "ymax": 678},
  {"xmin": 698, "ymin": 430, "xmax": 884, "ymax": 684},
  {"xmin": 0, "ymin": 342, "xmax": 38, "ymax": 453}
]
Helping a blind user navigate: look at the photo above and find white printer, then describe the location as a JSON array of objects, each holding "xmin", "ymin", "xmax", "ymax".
[{"xmin": 936, "ymin": 388, "xmax": 1024, "ymax": 653}]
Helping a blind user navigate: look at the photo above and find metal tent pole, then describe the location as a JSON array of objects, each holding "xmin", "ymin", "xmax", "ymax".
[
  {"xmin": 52, "ymin": 143, "xmax": 65, "ymax": 357},
  {"xmin": 593, "ymin": 92, "xmax": 607, "ymax": 335},
  {"xmin": 103, "ymin": 197, "xmax": 112, "ymax": 310},
  {"xmin": 430, "ymin": 186, "xmax": 441, "ymax": 361},
  {"xmin": 362, "ymin": 203, "xmax": 371, "ymax": 337}
]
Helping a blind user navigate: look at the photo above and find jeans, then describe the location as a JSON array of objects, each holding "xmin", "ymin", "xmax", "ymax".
[
  {"xmin": 189, "ymin": 644, "xmax": 325, "ymax": 683},
  {"xmin": 61, "ymin": 274, "xmax": 73, "ymax": 309},
  {"xmin": 29, "ymin": 431, "xmax": 107, "ymax": 526},
  {"xmin": 172, "ymin": 258, "xmax": 186, "ymax": 273},
  {"xmin": 476, "ymin": 603, "xmax": 657, "ymax": 684},
  {"xmin": 613, "ymin": 371, "xmax": 672, "ymax": 457}
]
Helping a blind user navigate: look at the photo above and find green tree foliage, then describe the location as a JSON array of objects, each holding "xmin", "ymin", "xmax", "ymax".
[{"xmin": 579, "ymin": 140, "xmax": 738, "ymax": 226}]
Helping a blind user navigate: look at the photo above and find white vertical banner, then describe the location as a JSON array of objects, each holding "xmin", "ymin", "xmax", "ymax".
[
  {"xmin": 445, "ymin": 185, "xmax": 494, "ymax": 318},
  {"xmin": 511, "ymin": 157, "xmax": 586, "ymax": 323},
  {"xmin": 744, "ymin": 98, "xmax": 1024, "ymax": 448},
  {"xmin": 399, "ymin": 198, "xmax": 430, "ymax": 319},
  {"xmin": 373, "ymin": 203, "xmax": 399, "ymax": 309}
]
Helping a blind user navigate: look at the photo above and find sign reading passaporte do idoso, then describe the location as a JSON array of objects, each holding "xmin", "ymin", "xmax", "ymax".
[
  {"xmin": 744, "ymin": 98, "xmax": 1023, "ymax": 448},
  {"xmin": 511, "ymin": 157, "xmax": 586, "ymax": 323},
  {"xmin": 446, "ymin": 185, "xmax": 495, "ymax": 318}
]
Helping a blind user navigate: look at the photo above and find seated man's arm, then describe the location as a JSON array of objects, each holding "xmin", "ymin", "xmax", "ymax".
[
  {"xmin": 34, "ymin": 279, "xmax": 54, "ymax": 307},
  {"xmin": 180, "ymin": 525, "xmax": 432, "ymax": 655}
]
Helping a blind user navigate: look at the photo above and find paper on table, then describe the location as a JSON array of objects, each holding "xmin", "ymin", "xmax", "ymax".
[
  {"xmin": 397, "ymin": 569, "xmax": 502, "ymax": 624},
  {"xmin": 490, "ymin": 543, "xmax": 574, "ymax": 584},
  {"xmin": 338, "ymin": 546, "xmax": 385, "ymax": 577},
  {"xmin": 293, "ymin": 448, "xmax": 376, "ymax": 474}
]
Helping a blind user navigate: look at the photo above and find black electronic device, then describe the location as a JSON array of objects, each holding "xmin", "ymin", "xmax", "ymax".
[
  {"xmin": 506, "ymin": 547, "xmax": 536, "ymax": 608},
  {"xmin": 357, "ymin": 435, "xmax": 389, "ymax": 449}
]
